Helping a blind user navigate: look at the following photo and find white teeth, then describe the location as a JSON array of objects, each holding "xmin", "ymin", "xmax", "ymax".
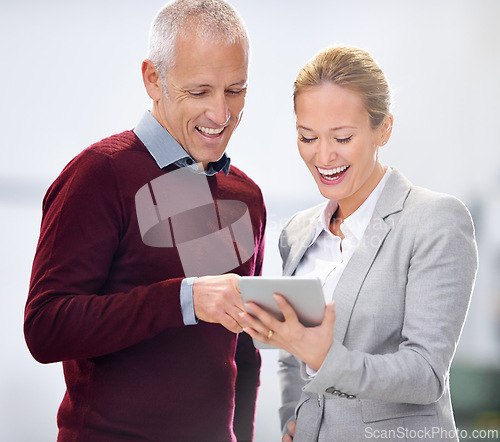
[
  {"xmin": 197, "ymin": 126, "xmax": 224, "ymax": 135},
  {"xmin": 318, "ymin": 165, "xmax": 349, "ymax": 176}
]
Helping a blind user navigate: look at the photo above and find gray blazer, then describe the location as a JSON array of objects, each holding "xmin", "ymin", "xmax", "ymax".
[{"xmin": 278, "ymin": 169, "xmax": 478, "ymax": 442}]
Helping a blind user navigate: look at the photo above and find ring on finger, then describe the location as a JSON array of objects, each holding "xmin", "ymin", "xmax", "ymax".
[{"xmin": 267, "ymin": 329, "xmax": 274, "ymax": 339}]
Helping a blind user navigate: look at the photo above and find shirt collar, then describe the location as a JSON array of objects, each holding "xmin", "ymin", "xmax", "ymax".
[
  {"xmin": 133, "ymin": 111, "xmax": 231, "ymax": 176},
  {"xmin": 310, "ymin": 167, "xmax": 393, "ymax": 245}
]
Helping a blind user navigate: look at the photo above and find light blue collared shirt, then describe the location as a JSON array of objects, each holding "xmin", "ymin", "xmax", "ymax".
[
  {"xmin": 134, "ymin": 111, "xmax": 231, "ymax": 176},
  {"xmin": 133, "ymin": 111, "xmax": 231, "ymax": 326}
]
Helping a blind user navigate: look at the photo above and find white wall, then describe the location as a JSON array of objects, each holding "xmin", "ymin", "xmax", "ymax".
[{"xmin": 1, "ymin": 1, "xmax": 499, "ymax": 440}]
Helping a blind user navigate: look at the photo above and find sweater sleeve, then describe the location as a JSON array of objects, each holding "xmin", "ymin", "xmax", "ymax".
[
  {"xmin": 233, "ymin": 188, "xmax": 266, "ymax": 441},
  {"xmin": 233, "ymin": 332, "xmax": 261, "ymax": 442},
  {"xmin": 24, "ymin": 150, "xmax": 186, "ymax": 364}
]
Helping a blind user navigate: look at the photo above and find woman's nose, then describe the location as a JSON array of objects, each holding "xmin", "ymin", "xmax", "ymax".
[{"xmin": 317, "ymin": 139, "xmax": 337, "ymax": 165}]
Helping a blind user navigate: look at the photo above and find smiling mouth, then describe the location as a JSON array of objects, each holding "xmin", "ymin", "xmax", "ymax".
[
  {"xmin": 317, "ymin": 165, "xmax": 350, "ymax": 181},
  {"xmin": 196, "ymin": 126, "xmax": 225, "ymax": 136}
]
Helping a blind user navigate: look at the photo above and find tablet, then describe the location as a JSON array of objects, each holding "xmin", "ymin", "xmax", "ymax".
[{"xmin": 238, "ymin": 276, "xmax": 325, "ymax": 349}]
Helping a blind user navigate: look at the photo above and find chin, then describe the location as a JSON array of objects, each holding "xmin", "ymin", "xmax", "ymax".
[
  {"xmin": 319, "ymin": 189, "xmax": 337, "ymax": 201},
  {"xmin": 317, "ymin": 181, "xmax": 349, "ymax": 201},
  {"xmin": 199, "ymin": 151, "xmax": 225, "ymax": 166}
]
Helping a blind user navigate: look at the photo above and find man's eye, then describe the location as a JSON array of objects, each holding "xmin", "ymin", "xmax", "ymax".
[
  {"xmin": 226, "ymin": 89, "xmax": 246, "ymax": 95},
  {"xmin": 189, "ymin": 91, "xmax": 207, "ymax": 97}
]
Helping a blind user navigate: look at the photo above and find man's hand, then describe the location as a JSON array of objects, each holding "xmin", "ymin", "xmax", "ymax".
[{"xmin": 192, "ymin": 274, "xmax": 247, "ymax": 333}]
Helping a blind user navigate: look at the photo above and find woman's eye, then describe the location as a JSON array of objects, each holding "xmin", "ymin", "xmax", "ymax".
[
  {"xmin": 336, "ymin": 136, "xmax": 352, "ymax": 144},
  {"xmin": 299, "ymin": 135, "xmax": 316, "ymax": 144}
]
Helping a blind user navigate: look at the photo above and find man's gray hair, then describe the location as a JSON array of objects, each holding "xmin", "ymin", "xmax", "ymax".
[{"xmin": 148, "ymin": 0, "xmax": 250, "ymax": 77}]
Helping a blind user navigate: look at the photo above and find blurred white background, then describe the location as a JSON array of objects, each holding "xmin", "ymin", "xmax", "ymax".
[{"xmin": 1, "ymin": 1, "xmax": 499, "ymax": 440}]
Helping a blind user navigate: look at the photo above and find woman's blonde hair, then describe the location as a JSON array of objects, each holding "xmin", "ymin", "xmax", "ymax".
[{"xmin": 294, "ymin": 45, "xmax": 391, "ymax": 128}]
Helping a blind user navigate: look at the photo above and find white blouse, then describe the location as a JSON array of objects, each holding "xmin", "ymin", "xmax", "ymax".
[{"xmin": 294, "ymin": 167, "xmax": 392, "ymax": 375}]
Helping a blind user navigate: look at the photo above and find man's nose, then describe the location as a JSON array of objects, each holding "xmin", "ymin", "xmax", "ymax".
[{"xmin": 206, "ymin": 93, "xmax": 230, "ymax": 126}]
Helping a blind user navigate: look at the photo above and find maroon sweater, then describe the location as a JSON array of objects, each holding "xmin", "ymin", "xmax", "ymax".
[{"xmin": 25, "ymin": 131, "xmax": 266, "ymax": 441}]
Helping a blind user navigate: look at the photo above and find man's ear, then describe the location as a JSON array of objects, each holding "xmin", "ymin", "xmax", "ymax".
[{"xmin": 142, "ymin": 59, "xmax": 163, "ymax": 101}]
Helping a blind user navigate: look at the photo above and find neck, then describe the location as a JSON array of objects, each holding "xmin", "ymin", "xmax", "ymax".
[{"xmin": 336, "ymin": 163, "xmax": 386, "ymax": 220}]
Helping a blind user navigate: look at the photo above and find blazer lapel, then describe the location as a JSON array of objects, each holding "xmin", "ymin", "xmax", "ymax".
[
  {"xmin": 282, "ymin": 206, "xmax": 324, "ymax": 277},
  {"xmin": 333, "ymin": 169, "xmax": 411, "ymax": 344},
  {"xmin": 332, "ymin": 213, "xmax": 392, "ymax": 343},
  {"xmin": 280, "ymin": 170, "xmax": 412, "ymax": 343}
]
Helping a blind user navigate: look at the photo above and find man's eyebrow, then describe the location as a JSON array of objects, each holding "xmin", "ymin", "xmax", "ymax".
[
  {"xmin": 228, "ymin": 80, "xmax": 248, "ymax": 87},
  {"xmin": 184, "ymin": 80, "xmax": 248, "ymax": 89}
]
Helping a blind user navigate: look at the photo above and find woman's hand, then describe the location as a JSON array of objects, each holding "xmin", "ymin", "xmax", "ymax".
[
  {"xmin": 240, "ymin": 294, "xmax": 336, "ymax": 370},
  {"xmin": 283, "ymin": 421, "xmax": 296, "ymax": 441}
]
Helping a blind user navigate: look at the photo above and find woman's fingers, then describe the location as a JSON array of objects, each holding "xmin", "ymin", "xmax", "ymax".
[
  {"xmin": 273, "ymin": 293, "xmax": 299, "ymax": 323},
  {"xmin": 244, "ymin": 301, "xmax": 277, "ymax": 327},
  {"xmin": 322, "ymin": 300, "xmax": 336, "ymax": 327},
  {"xmin": 239, "ymin": 302, "xmax": 277, "ymax": 340}
]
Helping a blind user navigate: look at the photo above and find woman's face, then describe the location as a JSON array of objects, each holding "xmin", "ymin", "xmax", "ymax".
[{"xmin": 295, "ymin": 82, "xmax": 392, "ymax": 217}]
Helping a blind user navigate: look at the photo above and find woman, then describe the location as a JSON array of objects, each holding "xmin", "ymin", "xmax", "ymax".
[{"xmin": 242, "ymin": 46, "xmax": 478, "ymax": 441}]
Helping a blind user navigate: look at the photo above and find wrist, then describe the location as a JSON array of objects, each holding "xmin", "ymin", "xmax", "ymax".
[{"xmin": 300, "ymin": 342, "xmax": 330, "ymax": 371}]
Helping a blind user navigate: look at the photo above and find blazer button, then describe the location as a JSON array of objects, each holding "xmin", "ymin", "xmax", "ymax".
[
  {"xmin": 347, "ymin": 395, "xmax": 356, "ymax": 399},
  {"xmin": 339, "ymin": 393, "xmax": 347, "ymax": 398},
  {"xmin": 325, "ymin": 387, "xmax": 336, "ymax": 395}
]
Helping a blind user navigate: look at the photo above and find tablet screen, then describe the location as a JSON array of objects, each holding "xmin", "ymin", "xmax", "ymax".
[{"xmin": 238, "ymin": 276, "xmax": 325, "ymax": 349}]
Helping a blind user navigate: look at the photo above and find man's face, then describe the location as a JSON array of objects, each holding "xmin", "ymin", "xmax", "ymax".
[{"xmin": 153, "ymin": 33, "xmax": 248, "ymax": 168}]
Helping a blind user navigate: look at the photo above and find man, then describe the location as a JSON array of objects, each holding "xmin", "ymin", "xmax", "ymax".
[{"xmin": 24, "ymin": 1, "xmax": 266, "ymax": 441}]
